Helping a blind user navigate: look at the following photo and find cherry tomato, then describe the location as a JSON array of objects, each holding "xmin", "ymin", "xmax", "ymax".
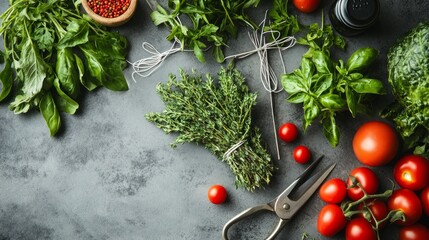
[
  {"xmin": 347, "ymin": 167, "xmax": 379, "ymax": 201},
  {"xmin": 293, "ymin": 0, "xmax": 321, "ymax": 13},
  {"xmin": 352, "ymin": 121, "xmax": 399, "ymax": 166},
  {"xmin": 421, "ymin": 186, "xmax": 429, "ymax": 216},
  {"xmin": 319, "ymin": 178, "xmax": 347, "ymax": 204},
  {"xmin": 394, "ymin": 155, "xmax": 429, "ymax": 191},
  {"xmin": 317, "ymin": 204, "xmax": 347, "ymax": 237},
  {"xmin": 293, "ymin": 145, "xmax": 311, "ymax": 164},
  {"xmin": 345, "ymin": 217, "xmax": 377, "ymax": 240},
  {"xmin": 358, "ymin": 199, "xmax": 389, "ymax": 228},
  {"xmin": 400, "ymin": 224, "xmax": 429, "ymax": 240},
  {"xmin": 278, "ymin": 122, "xmax": 299, "ymax": 143},
  {"xmin": 207, "ymin": 185, "xmax": 227, "ymax": 204},
  {"xmin": 388, "ymin": 188, "xmax": 422, "ymax": 226}
]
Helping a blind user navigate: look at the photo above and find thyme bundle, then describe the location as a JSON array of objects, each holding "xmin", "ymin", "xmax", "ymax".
[{"xmin": 146, "ymin": 65, "xmax": 274, "ymax": 191}]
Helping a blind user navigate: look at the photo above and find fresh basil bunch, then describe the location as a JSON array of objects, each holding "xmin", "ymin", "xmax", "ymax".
[{"xmin": 281, "ymin": 23, "xmax": 385, "ymax": 147}]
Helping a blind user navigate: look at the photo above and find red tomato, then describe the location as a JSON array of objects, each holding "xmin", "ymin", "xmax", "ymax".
[
  {"xmin": 207, "ymin": 185, "xmax": 227, "ymax": 204},
  {"xmin": 394, "ymin": 155, "xmax": 429, "ymax": 191},
  {"xmin": 317, "ymin": 204, "xmax": 347, "ymax": 237},
  {"xmin": 400, "ymin": 224, "xmax": 429, "ymax": 240},
  {"xmin": 319, "ymin": 178, "xmax": 347, "ymax": 204},
  {"xmin": 421, "ymin": 186, "xmax": 429, "ymax": 216},
  {"xmin": 293, "ymin": 0, "xmax": 321, "ymax": 13},
  {"xmin": 278, "ymin": 122, "xmax": 299, "ymax": 143},
  {"xmin": 345, "ymin": 217, "xmax": 377, "ymax": 240},
  {"xmin": 358, "ymin": 199, "xmax": 388, "ymax": 228},
  {"xmin": 388, "ymin": 189, "xmax": 422, "ymax": 226},
  {"xmin": 347, "ymin": 167, "xmax": 379, "ymax": 201},
  {"xmin": 352, "ymin": 121, "xmax": 399, "ymax": 166},
  {"xmin": 293, "ymin": 145, "xmax": 311, "ymax": 164}
]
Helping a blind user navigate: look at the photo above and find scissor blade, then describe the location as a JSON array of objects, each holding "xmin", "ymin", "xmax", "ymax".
[
  {"xmin": 146, "ymin": 0, "xmax": 159, "ymax": 11},
  {"xmin": 274, "ymin": 163, "xmax": 336, "ymax": 220}
]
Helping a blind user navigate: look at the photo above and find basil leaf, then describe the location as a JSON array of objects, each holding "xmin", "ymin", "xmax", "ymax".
[
  {"xmin": 347, "ymin": 47, "xmax": 379, "ymax": 72},
  {"xmin": 57, "ymin": 20, "xmax": 89, "ymax": 49},
  {"xmin": 322, "ymin": 112, "xmax": 340, "ymax": 147},
  {"xmin": 349, "ymin": 78, "xmax": 386, "ymax": 94},
  {"xmin": 80, "ymin": 35, "xmax": 128, "ymax": 91},
  {"xmin": 300, "ymin": 57, "xmax": 315, "ymax": 80},
  {"xmin": 213, "ymin": 45, "xmax": 225, "ymax": 63},
  {"xmin": 40, "ymin": 91, "xmax": 61, "ymax": 136},
  {"xmin": 56, "ymin": 48, "xmax": 80, "ymax": 99},
  {"xmin": 303, "ymin": 95, "xmax": 320, "ymax": 130},
  {"xmin": 287, "ymin": 92, "xmax": 307, "ymax": 103},
  {"xmin": 19, "ymin": 37, "xmax": 51, "ymax": 97},
  {"xmin": 0, "ymin": 60, "xmax": 13, "ymax": 101},
  {"xmin": 312, "ymin": 73, "xmax": 333, "ymax": 96},
  {"xmin": 320, "ymin": 93, "xmax": 347, "ymax": 110},
  {"xmin": 346, "ymin": 86, "xmax": 357, "ymax": 117},
  {"xmin": 281, "ymin": 73, "xmax": 306, "ymax": 94},
  {"xmin": 53, "ymin": 78, "xmax": 79, "ymax": 114},
  {"xmin": 312, "ymin": 50, "xmax": 333, "ymax": 74}
]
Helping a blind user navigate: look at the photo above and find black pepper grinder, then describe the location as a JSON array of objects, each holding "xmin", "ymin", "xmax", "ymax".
[{"xmin": 329, "ymin": 0, "xmax": 380, "ymax": 36}]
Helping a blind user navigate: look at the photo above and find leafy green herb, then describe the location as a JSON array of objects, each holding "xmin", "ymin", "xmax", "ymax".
[
  {"xmin": 146, "ymin": 64, "xmax": 274, "ymax": 191},
  {"xmin": 0, "ymin": 0, "xmax": 128, "ymax": 136},
  {"xmin": 264, "ymin": 0, "xmax": 300, "ymax": 38},
  {"xmin": 382, "ymin": 22, "xmax": 429, "ymax": 157},
  {"xmin": 150, "ymin": 0, "xmax": 260, "ymax": 63},
  {"xmin": 281, "ymin": 21, "xmax": 385, "ymax": 147}
]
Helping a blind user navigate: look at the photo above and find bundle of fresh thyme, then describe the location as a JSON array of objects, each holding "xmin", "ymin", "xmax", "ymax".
[{"xmin": 146, "ymin": 65, "xmax": 274, "ymax": 191}]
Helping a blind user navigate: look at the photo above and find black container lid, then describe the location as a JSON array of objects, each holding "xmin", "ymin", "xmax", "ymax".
[{"xmin": 346, "ymin": 0, "xmax": 379, "ymax": 24}]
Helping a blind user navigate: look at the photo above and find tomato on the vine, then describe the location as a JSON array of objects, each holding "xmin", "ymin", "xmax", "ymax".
[
  {"xmin": 207, "ymin": 185, "xmax": 227, "ymax": 204},
  {"xmin": 293, "ymin": 145, "xmax": 311, "ymax": 164},
  {"xmin": 347, "ymin": 167, "xmax": 379, "ymax": 201},
  {"xmin": 358, "ymin": 199, "xmax": 389, "ymax": 228},
  {"xmin": 293, "ymin": 0, "xmax": 321, "ymax": 13},
  {"xmin": 345, "ymin": 217, "xmax": 377, "ymax": 240},
  {"xmin": 388, "ymin": 188, "xmax": 422, "ymax": 226},
  {"xmin": 399, "ymin": 224, "xmax": 429, "ymax": 240},
  {"xmin": 319, "ymin": 178, "xmax": 347, "ymax": 204},
  {"xmin": 317, "ymin": 204, "xmax": 347, "ymax": 237},
  {"xmin": 394, "ymin": 155, "xmax": 429, "ymax": 191},
  {"xmin": 352, "ymin": 121, "xmax": 399, "ymax": 166},
  {"xmin": 278, "ymin": 122, "xmax": 299, "ymax": 143}
]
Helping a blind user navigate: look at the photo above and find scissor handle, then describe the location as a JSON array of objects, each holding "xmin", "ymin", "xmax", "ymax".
[{"xmin": 221, "ymin": 204, "xmax": 288, "ymax": 240}]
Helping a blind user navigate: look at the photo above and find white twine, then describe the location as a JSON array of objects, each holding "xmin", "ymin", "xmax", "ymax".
[
  {"xmin": 128, "ymin": 38, "xmax": 186, "ymax": 80},
  {"xmin": 223, "ymin": 140, "xmax": 246, "ymax": 160}
]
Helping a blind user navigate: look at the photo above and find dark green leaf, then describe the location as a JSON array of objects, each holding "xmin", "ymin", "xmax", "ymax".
[
  {"xmin": 312, "ymin": 73, "xmax": 333, "ymax": 96},
  {"xmin": 322, "ymin": 112, "xmax": 340, "ymax": 147},
  {"xmin": 287, "ymin": 92, "xmax": 307, "ymax": 103},
  {"xmin": 213, "ymin": 45, "xmax": 225, "ymax": 63},
  {"xmin": 346, "ymin": 86, "xmax": 357, "ymax": 117},
  {"xmin": 57, "ymin": 20, "xmax": 89, "ymax": 49},
  {"xmin": 281, "ymin": 73, "xmax": 306, "ymax": 94},
  {"xmin": 53, "ymin": 78, "xmax": 79, "ymax": 114},
  {"xmin": 303, "ymin": 95, "xmax": 320, "ymax": 130},
  {"xmin": 0, "ymin": 60, "xmax": 13, "ymax": 101},
  {"xmin": 312, "ymin": 50, "xmax": 333, "ymax": 74},
  {"xmin": 40, "ymin": 91, "xmax": 61, "ymax": 136},
  {"xmin": 56, "ymin": 48, "xmax": 80, "ymax": 99},
  {"xmin": 347, "ymin": 47, "xmax": 379, "ymax": 72},
  {"xmin": 319, "ymin": 93, "xmax": 346, "ymax": 110},
  {"xmin": 349, "ymin": 78, "xmax": 386, "ymax": 94}
]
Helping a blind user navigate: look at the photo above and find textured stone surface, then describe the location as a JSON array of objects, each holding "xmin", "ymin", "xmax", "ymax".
[{"xmin": 1, "ymin": 0, "xmax": 428, "ymax": 239}]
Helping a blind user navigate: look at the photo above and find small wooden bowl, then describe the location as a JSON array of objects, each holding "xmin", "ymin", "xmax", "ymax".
[{"xmin": 81, "ymin": 0, "xmax": 138, "ymax": 27}]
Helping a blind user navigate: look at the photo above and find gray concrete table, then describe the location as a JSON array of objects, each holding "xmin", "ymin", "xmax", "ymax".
[{"xmin": 1, "ymin": 0, "xmax": 428, "ymax": 239}]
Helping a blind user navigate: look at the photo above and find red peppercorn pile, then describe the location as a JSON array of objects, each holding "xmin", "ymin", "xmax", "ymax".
[{"xmin": 87, "ymin": 0, "xmax": 131, "ymax": 18}]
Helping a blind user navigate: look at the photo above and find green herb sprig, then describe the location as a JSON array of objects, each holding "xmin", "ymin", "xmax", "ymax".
[
  {"xmin": 146, "ymin": 65, "xmax": 274, "ymax": 191},
  {"xmin": 150, "ymin": 0, "xmax": 261, "ymax": 63},
  {"xmin": 0, "ymin": 0, "xmax": 129, "ymax": 136},
  {"xmin": 281, "ymin": 21, "xmax": 385, "ymax": 147}
]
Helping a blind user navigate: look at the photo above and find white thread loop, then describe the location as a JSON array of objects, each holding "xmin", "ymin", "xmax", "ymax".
[
  {"xmin": 223, "ymin": 140, "xmax": 246, "ymax": 160},
  {"xmin": 129, "ymin": 38, "xmax": 184, "ymax": 80}
]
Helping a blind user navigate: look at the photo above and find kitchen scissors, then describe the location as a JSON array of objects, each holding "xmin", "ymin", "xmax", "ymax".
[{"xmin": 222, "ymin": 156, "xmax": 336, "ymax": 240}]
